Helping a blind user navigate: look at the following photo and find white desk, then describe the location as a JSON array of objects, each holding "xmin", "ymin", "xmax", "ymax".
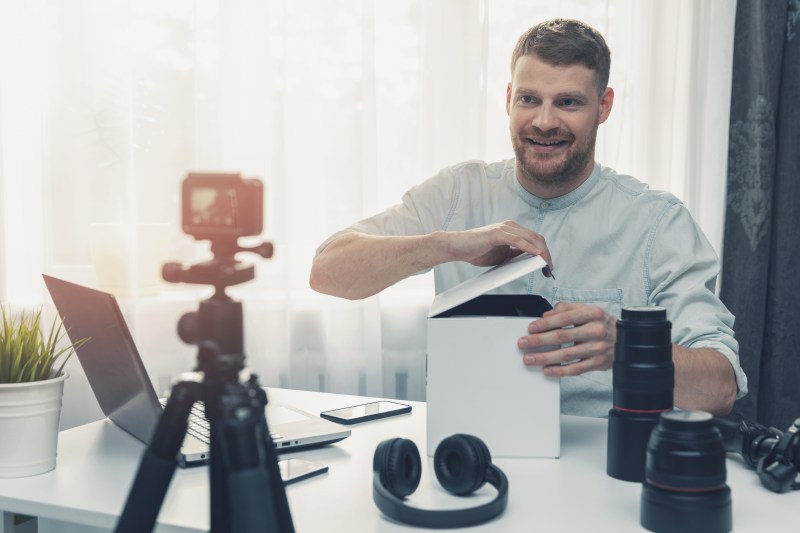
[{"xmin": 0, "ymin": 388, "xmax": 795, "ymax": 532}]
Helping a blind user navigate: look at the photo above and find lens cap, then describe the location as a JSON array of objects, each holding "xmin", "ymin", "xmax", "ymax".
[{"xmin": 620, "ymin": 307, "xmax": 667, "ymax": 322}]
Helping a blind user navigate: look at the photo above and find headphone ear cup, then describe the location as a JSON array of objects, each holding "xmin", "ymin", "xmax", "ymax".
[
  {"xmin": 373, "ymin": 438, "xmax": 422, "ymax": 499},
  {"xmin": 433, "ymin": 434, "xmax": 491, "ymax": 496}
]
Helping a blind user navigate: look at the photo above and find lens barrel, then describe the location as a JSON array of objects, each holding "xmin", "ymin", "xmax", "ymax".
[
  {"xmin": 607, "ymin": 307, "xmax": 674, "ymax": 482},
  {"xmin": 641, "ymin": 410, "xmax": 732, "ymax": 533}
]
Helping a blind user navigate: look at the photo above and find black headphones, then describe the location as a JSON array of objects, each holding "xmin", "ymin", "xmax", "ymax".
[{"xmin": 372, "ymin": 434, "xmax": 509, "ymax": 529}]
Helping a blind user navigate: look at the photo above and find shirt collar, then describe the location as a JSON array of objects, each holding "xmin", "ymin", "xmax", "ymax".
[{"xmin": 510, "ymin": 161, "xmax": 600, "ymax": 211}]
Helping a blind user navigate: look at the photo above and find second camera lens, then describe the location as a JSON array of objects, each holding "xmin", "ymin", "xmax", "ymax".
[{"xmin": 640, "ymin": 410, "xmax": 732, "ymax": 533}]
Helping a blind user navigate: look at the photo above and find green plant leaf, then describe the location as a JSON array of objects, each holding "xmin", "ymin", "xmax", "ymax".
[{"xmin": 0, "ymin": 305, "xmax": 88, "ymax": 384}]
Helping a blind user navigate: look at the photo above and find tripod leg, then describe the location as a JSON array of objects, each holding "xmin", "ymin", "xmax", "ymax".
[
  {"xmin": 115, "ymin": 380, "xmax": 202, "ymax": 533},
  {"xmin": 209, "ymin": 425, "xmax": 229, "ymax": 533},
  {"xmin": 214, "ymin": 375, "xmax": 294, "ymax": 533}
]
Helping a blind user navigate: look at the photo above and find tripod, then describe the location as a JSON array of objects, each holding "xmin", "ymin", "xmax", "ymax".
[{"xmin": 114, "ymin": 238, "xmax": 293, "ymax": 533}]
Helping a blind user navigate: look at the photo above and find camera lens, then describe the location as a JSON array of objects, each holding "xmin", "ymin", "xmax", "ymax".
[
  {"xmin": 607, "ymin": 307, "xmax": 674, "ymax": 482},
  {"xmin": 641, "ymin": 410, "xmax": 731, "ymax": 533}
]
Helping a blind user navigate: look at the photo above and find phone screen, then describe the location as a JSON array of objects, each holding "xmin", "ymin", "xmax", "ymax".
[
  {"xmin": 279, "ymin": 459, "xmax": 328, "ymax": 485},
  {"xmin": 320, "ymin": 401, "xmax": 411, "ymax": 424}
]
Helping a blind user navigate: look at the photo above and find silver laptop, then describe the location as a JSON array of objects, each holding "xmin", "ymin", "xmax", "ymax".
[{"xmin": 43, "ymin": 274, "xmax": 350, "ymax": 467}]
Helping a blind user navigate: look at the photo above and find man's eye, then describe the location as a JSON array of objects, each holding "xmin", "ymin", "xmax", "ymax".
[
  {"xmin": 561, "ymin": 98, "xmax": 585, "ymax": 107},
  {"xmin": 520, "ymin": 95, "xmax": 534, "ymax": 104}
]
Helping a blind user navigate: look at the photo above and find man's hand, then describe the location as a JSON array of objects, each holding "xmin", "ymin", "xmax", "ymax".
[
  {"xmin": 518, "ymin": 302, "xmax": 617, "ymax": 376},
  {"xmin": 447, "ymin": 220, "xmax": 554, "ymax": 274}
]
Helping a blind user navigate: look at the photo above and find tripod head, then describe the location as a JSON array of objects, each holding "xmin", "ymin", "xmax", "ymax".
[
  {"xmin": 714, "ymin": 416, "xmax": 800, "ymax": 493},
  {"xmin": 162, "ymin": 238, "xmax": 272, "ymax": 357},
  {"xmin": 163, "ymin": 239, "xmax": 272, "ymax": 291}
]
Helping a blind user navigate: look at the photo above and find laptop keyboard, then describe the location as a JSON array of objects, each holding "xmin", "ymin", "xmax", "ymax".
[{"xmin": 159, "ymin": 400, "xmax": 280, "ymax": 445}]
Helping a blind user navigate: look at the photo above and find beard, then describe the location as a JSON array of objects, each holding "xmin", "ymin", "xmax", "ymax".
[{"xmin": 511, "ymin": 122, "xmax": 598, "ymax": 189}]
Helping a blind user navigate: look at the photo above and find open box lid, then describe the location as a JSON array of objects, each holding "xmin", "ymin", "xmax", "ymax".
[{"xmin": 428, "ymin": 253, "xmax": 547, "ymax": 318}]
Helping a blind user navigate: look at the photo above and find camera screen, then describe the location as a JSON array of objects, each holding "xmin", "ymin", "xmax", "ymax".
[
  {"xmin": 189, "ymin": 186, "xmax": 239, "ymax": 230},
  {"xmin": 182, "ymin": 173, "xmax": 263, "ymax": 239}
]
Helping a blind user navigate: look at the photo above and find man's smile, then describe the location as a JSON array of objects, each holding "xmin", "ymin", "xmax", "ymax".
[{"xmin": 526, "ymin": 136, "xmax": 571, "ymax": 153}]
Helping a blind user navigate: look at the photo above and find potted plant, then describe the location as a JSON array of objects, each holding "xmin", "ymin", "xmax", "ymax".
[{"xmin": 0, "ymin": 305, "xmax": 87, "ymax": 477}]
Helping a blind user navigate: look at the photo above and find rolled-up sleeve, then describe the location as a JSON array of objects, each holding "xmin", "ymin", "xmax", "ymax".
[{"xmin": 646, "ymin": 202, "xmax": 748, "ymax": 398}]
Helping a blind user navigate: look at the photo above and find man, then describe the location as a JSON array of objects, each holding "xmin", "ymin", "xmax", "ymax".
[{"xmin": 310, "ymin": 19, "xmax": 747, "ymax": 417}]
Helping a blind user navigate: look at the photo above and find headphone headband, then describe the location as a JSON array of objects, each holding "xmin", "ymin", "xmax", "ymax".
[{"xmin": 372, "ymin": 464, "xmax": 508, "ymax": 529}]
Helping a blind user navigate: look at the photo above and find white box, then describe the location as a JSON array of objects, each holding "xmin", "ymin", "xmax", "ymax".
[{"xmin": 426, "ymin": 254, "xmax": 560, "ymax": 458}]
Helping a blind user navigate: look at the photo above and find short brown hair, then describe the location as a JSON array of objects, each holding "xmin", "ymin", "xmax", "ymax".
[{"xmin": 511, "ymin": 19, "xmax": 611, "ymax": 94}]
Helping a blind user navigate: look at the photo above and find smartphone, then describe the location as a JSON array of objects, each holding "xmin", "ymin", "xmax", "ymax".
[
  {"xmin": 320, "ymin": 400, "xmax": 411, "ymax": 425},
  {"xmin": 279, "ymin": 458, "xmax": 328, "ymax": 486}
]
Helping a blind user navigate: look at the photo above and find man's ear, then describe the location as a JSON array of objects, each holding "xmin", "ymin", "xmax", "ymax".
[
  {"xmin": 598, "ymin": 87, "xmax": 614, "ymax": 124},
  {"xmin": 506, "ymin": 83, "xmax": 512, "ymax": 114}
]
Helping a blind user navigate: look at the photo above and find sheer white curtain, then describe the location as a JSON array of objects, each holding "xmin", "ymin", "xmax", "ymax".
[{"xmin": 0, "ymin": 0, "xmax": 736, "ymax": 429}]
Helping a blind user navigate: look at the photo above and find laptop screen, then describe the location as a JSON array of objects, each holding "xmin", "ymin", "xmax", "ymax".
[{"xmin": 43, "ymin": 275, "xmax": 162, "ymax": 444}]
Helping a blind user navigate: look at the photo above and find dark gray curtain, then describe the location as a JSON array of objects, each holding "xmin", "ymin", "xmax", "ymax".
[{"xmin": 721, "ymin": 0, "xmax": 800, "ymax": 430}]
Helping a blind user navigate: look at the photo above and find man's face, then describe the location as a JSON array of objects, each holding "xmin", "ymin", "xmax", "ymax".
[{"xmin": 506, "ymin": 54, "xmax": 613, "ymax": 195}]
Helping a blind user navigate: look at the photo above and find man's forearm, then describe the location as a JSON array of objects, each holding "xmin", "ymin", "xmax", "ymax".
[
  {"xmin": 309, "ymin": 232, "xmax": 449, "ymax": 300},
  {"xmin": 672, "ymin": 345, "xmax": 737, "ymax": 416}
]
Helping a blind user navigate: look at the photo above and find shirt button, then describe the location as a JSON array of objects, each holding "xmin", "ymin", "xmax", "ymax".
[{"xmin": 541, "ymin": 202, "xmax": 550, "ymax": 209}]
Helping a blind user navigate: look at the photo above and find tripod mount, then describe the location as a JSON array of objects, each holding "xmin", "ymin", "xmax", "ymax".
[{"xmin": 114, "ymin": 235, "xmax": 294, "ymax": 533}]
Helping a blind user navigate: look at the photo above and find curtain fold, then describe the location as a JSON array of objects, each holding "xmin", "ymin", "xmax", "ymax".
[{"xmin": 721, "ymin": 0, "xmax": 800, "ymax": 430}]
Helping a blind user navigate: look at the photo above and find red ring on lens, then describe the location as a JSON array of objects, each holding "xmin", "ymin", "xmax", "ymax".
[{"xmin": 646, "ymin": 479, "xmax": 727, "ymax": 493}]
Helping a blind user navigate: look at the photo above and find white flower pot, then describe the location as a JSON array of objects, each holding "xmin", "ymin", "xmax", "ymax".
[{"xmin": 0, "ymin": 372, "xmax": 68, "ymax": 478}]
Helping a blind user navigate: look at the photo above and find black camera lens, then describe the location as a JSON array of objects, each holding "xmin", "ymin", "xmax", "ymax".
[
  {"xmin": 607, "ymin": 307, "xmax": 674, "ymax": 482},
  {"xmin": 641, "ymin": 410, "xmax": 731, "ymax": 533}
]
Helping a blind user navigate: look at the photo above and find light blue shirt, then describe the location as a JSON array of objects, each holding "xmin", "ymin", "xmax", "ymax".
[{"xmin": 320, "ymin": 159, "xmax": 747, "ymax": 416}]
